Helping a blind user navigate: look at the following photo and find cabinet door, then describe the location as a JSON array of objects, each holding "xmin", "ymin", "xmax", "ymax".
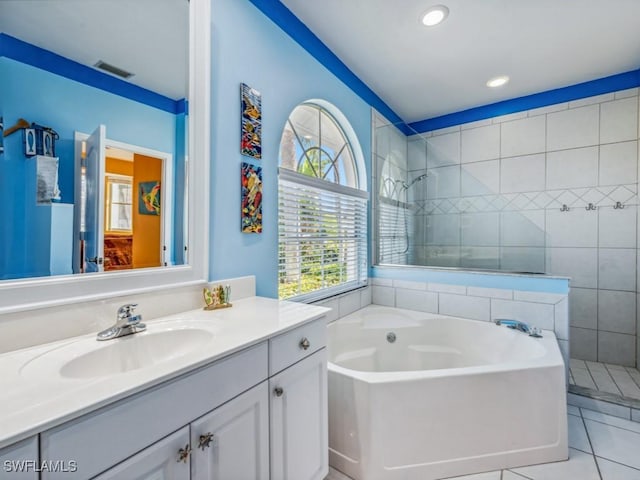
[
  {"xmin": 270, "ymin": 348, "xmax": 328, "ymax": 480},
  {"xmin": 0, "ymin": 437, "xmax": 38, "ymax": 480},
  {"xmin": 93, "ymin": 427, "xmax": 190, "ymax": 480},
  {"xmin": 191, "ymin": 382, "xmax": 269, "ymax": 480}
]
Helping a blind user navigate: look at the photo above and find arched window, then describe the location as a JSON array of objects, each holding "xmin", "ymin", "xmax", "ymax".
[{"xmin": 278, "ymin": 102, "xmax": 367, "ymax": 301}]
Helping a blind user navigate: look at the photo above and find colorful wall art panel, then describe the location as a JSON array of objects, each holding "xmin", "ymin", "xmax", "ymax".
[
  {"xmin": 241, "ymin": 162, "xmax": 262, "ymax": 233},
  {"xmin": 241, "ymin": 83, "xmax": 262, "ymax": 159},
  {"xmin": 138, "ymin": 181, "xmax": 161, "ymax": 215}
]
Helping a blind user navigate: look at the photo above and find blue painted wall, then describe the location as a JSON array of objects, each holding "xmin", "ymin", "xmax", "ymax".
[
  {"xmin": 210, "ymin": 0, "xmax": 372, "ymax": 297},
  {"xmin": 0, "ymin": 57, "xmax": 179, "ymax": 279}
]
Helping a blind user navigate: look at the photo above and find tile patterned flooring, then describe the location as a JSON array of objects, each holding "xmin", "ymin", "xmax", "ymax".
[
  {"xmin": 324, "ymin": 404, "xmax": 640, "ymax": 480},
  {"xmin": 569, "ymin": 358, "xmax": 640, "ymax": 400}
]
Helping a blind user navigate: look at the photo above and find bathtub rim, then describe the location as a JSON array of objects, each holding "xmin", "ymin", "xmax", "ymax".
[{"xmin": 327, "ymin": 305, "xmax": 566, "ymax": 384}]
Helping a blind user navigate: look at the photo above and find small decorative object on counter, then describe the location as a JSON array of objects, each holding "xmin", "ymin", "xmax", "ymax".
[{"xmin": 203, "ymin": 284, "xmax": 232, "ymax": 310}]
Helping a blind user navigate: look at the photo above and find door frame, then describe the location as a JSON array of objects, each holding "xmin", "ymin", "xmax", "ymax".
[{"xmin": 73, "ymin": 133, "xmax": 174, "ymax": 273}]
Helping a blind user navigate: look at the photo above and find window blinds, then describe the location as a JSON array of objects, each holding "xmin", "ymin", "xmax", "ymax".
[{"xmin": 278, "ymin": 171, "xmax": 367, "ymax": 302}]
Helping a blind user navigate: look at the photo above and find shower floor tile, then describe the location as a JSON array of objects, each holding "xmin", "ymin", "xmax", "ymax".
[{"xmin": 569, "ymin": 358, "xmax": 640, "ymax": 400}]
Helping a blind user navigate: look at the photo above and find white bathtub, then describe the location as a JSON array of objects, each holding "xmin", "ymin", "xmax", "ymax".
[{"xmin": 328, "ymin": 305, "xmax": 568, "ymax": 480}]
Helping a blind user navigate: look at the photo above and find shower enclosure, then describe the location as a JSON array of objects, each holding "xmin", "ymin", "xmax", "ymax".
[
  {"xmin": 372, "ymin": 104, "xmax": 640, "ymax": 380},
  {"xmin": 373, "ymin": 112, "xmax": 546, "ymax": 272}
]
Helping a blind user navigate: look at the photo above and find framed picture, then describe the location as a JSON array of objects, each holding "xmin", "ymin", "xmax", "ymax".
[
  {"xmin": 240, "ymin": 83, "xmax": 262, "ymax": 159},
  {"xmin": 138, "ymin": 181, "xmax": 161, "ymax": 215},
  {"xmin": 241, "ymin": 162, "xmax": 262, "ymax": 233}
]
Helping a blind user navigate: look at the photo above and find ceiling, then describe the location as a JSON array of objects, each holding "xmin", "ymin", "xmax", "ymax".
[
  {"xmin": 280, "ymin": 0, "xmax": 640, "ymax": 124},
  {"xmin": 0, "ymin": 0, "xmax": 188, "ymax": 100}
]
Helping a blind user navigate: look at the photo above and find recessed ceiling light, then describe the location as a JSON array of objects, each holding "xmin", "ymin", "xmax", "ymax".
[
  {"xmin": 421, "ymin": 5, "xmax": 449, "ymax": 27},
  {"xmin": 486, "ymin": 76, "xmax": 510, "ymax": 88}
]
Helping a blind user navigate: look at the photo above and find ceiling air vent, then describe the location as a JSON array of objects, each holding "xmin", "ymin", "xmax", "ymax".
[{"xmin": 94, "ymin": 61, "xmax": 134, "ymax": 79}]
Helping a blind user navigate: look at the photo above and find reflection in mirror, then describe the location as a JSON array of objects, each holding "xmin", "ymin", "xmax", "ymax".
[{"xmin": 0, "ymin": 0, "xmax": 188, "ymax": 280}]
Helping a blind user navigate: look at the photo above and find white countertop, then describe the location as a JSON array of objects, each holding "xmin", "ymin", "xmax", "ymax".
[{"xmin": 0, "ymin": 296, "xmax": 329, "ymax": 449}]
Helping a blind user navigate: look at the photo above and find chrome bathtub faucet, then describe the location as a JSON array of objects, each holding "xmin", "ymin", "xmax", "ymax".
[
  {"xmin": 96, "ymin": 303, "xmax": 147, "ymax": 341},
  {"xmin": 494, "ymin": 319, "xmax": 542, "ymax": 338}
]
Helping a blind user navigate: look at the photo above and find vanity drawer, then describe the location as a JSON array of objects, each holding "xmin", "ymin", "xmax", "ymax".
[
  {"xmin": 40, "ymin": 342, "xmax": 268, "ymax": 479},
  {"xmin": 269, "ymin": 317, "xmax": 326, "ymax": 375}
]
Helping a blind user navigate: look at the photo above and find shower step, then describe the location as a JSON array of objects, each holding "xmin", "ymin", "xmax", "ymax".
[{"xmin": 568, "ymin": 384, "xmax": 640, "ymax": 423}]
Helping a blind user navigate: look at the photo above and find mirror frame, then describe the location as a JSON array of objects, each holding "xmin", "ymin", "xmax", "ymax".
[{"xmin": 0, "ymin": 0, "xmax": 210, "ymax": 314}]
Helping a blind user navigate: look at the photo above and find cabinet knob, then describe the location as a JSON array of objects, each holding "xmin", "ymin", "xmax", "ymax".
[
  {"xmin": 274, "ymin": 386, "xmax": 284, "ymax": 397},
  {"xmin": 177, "ymin": 444, "xmax": 192, "ymax": 463},
  {"xmin": 198, "ymin": 432, "xmax": 214, "ymax": 450},
  {"xmin": 299, "ymin": 337, "xmax": 310, "ymax": 350}
]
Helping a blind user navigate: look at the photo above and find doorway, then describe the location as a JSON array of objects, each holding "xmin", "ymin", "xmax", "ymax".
[
  {"xmin": 103, "ymin": 148, "xmax": 163, "ymax": 271},
  {"xmin": 73, "ymin": 128, "xmax": 173, "ymax": 274}
]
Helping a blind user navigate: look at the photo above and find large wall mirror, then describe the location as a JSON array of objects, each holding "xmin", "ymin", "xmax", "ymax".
[{"xmin": 0, "ymin": 0, "xmax": 210, "ymax": 312}]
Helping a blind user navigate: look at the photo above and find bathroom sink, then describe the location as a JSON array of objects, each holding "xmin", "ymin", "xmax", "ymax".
[
  {"xmin": 60, "ymin": 328, "xmax": 213, "ymax": 378},
  {"xmin": 20, "ymin": 323, "xmax": 217, "ymax": 380}
]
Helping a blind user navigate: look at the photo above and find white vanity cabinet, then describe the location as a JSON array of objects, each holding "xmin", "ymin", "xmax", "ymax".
[
  {"xmin": 93, "ymin": 427, "xmax": 191, "ymax": 480},
  {"xmin": 40, "ymin": 343, "xmax": 269, "ymax": 479},
  {"xmin": 0, "ymin": 436, "xmax": 38, "ymax": 480},
  {"xmin": 3, "ymin": 311, "xmax": 328, "ymax": 480},
  {"xmin": 270, "ymin": 349, "xmax": 328, "ymax": 480},
  {"xmin": 190, "ymin": 382, "xmax": 269, "ymax": 479},
  {"xmin": 269, "ymin": 318, "xmax": 328, "ymax": 480}
]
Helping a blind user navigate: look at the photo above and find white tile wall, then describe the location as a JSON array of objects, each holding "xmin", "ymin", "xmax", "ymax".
[
  {"xmin": 547, "ymin": 104, "xmax": 600, "ymax": 151},
  {"xmin": 600, "ymin": 97, "xmax": 639, "ymax": 144},
  {"xmin": 500, "ymin": 115, "xmax": 546, "ymax": 157},
  {"xmin": 426, "ymin": 214, "xmax": 460, "ymax": 245},
  {"xmin": 499, "ymin": 246, "xmax": 546, "ymax": 273},
  {"xmin": 405, "ymin": 88, "xmax": 640, "ymax": 368},
  {"xmin": 460, "ymin": 124, "xmax": 500, "ymax": 163},
  {"xmin": 460, "ymin": 246, "xmax": 500, "ymax": 270},
  {"xmin": 570, "ymin": 288, "xmax": 598, "ymax": 329},
  {"xmin": 461, "ymin": 212, "xmax": 499, "ymax": 246},
  {"xmin": 439, "ymin": 293, "xmax": 490, "ymax": 321},
  {"xmin": 426, "ymin": 131, "xmax": 460, "ymax": 168},
  {"xmin": 500, "ymin": 154, "xmax": 546, "ymax": 193},
  {"xmin": 571, "ymin": 327, "xmax": 598, "ymax": 362},
  {"xmin": 491, "ymin": 299, "xmax": 555, "ymax": 331},
  {"xmin": 427, "ymin": 282, "xmax": 467, "ymax": 294},
  {"xmin": 599, "ymin": 206, "xmax": 637, "ymax": 248},
  {"xmin": 395, "ymin": 288, "xmax": 438, "ymax": 313},
  {"xmin": 598, "ymin": 290, "xmax": 636, "ymax": 334},
  {"xmin": 314, "ymin": 286, "xmax": 373, "ymax": 323},
  {"xmin": 598, "ymin": 249, "xmax": 636, "ymax": 291},
  {"xmin": 407, "ymin": 137, "xmax": 427, "ymax": 172},
  {"xmin": 461, "ymin": 160, "xmax": 500, "ymax": 196},
  {"xmin": 569, "ymin": 93, "xmax": 614, "ymax": 108},
  {"xmin": 598, "ymin": 331, "xmax": 637, "ymax": 366},
  {"xmin": 546, "ymin": 209, "xmax": 598, "ymax": 248},
  {"xmin": 426, "ymin": 165, "xmax": 460, "ymax": 199},
  {"xmin": 599, "ymin": 141, "xmax": 638, "ymax": 186},
  {"xmin": 546, "ymin": 147, "xmax": 599, "ymax": 190},
  {"xmin": 500, "ymin": 211, "xmax": 545, "ymax": 247},
  {"xmin": 372, "ymin": 285, "xmax": 394, "ymax": 306},
  {"xmin": 547, "ymin": 248, "xmax": 598, "ymax": 288}
]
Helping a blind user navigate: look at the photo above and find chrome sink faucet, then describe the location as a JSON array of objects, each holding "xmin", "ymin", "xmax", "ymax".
[
  {"xmin": 494, "ymin": 319, "xmax": 542, "ymax": 338},
  {"xmin": 97, "ymin": 303, "xmax": 146, "ymax": 341}
]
